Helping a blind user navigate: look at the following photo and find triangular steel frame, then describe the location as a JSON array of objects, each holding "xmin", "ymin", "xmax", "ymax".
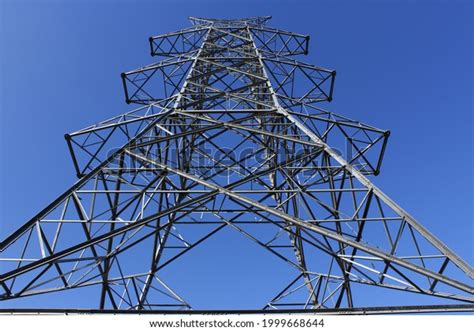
[{"xmin": 0, "ymin": 16, "xmax": 472, "ymax": 314}]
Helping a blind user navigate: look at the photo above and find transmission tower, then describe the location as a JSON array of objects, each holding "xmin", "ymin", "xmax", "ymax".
[{"xmin": 0, "ymin": 16, "xmax": 472, "ymax": 314}]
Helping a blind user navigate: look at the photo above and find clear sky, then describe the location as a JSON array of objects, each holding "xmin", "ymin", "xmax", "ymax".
[{"xmin": 0, "ymin": 0, "xmax": 472, "ymax": 309}]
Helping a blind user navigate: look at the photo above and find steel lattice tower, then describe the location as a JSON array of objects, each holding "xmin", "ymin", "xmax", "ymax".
[{"xmin": 0, "ymin": 16, "xmax": 473, "ymax": 314}]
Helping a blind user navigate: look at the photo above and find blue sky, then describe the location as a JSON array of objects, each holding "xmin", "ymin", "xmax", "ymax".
[{"xmin": 0, "ymin": 0, "xmax": 472, "ymax": 309}]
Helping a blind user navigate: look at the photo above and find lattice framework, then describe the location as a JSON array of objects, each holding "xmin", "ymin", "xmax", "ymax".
[{"xmin": 0, "ymin": 16, "xmax": 472, "ymax": 313}]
